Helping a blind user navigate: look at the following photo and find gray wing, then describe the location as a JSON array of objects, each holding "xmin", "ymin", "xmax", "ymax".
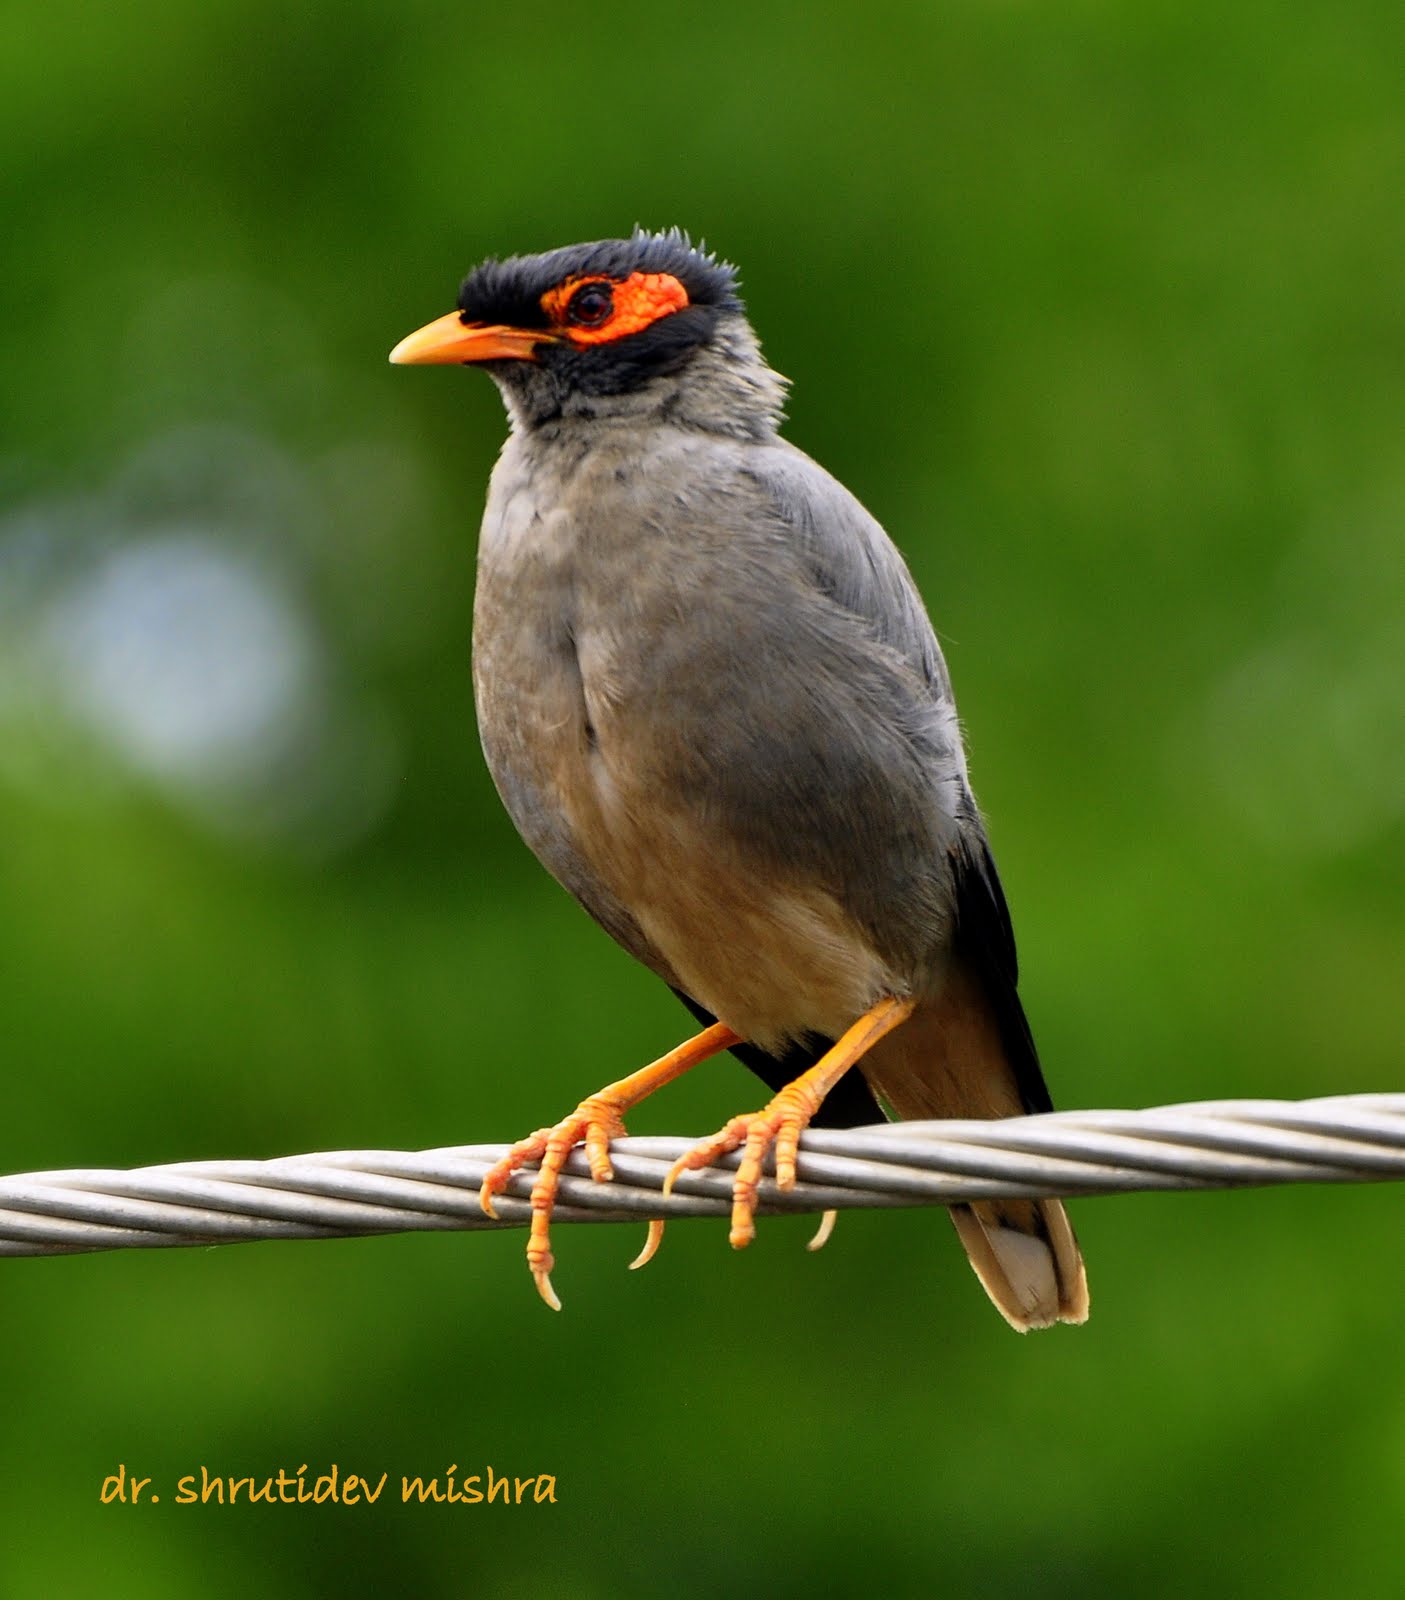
[
  {"xmin": 643, "ymin": 440, "xmax": 977, "ymax": 969},
  {"xmin": 738, "ymin": 444, "xmax": 1052, "ymax": 1113},
  {"xmin": 739, "ymin": 443, "xmax": 952, "ymax": 700}
]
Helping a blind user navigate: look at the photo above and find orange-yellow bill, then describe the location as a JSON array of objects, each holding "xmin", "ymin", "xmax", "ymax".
[{"xmin": 389, "ymin": 312, "xmax": 549, "ymax": 365}]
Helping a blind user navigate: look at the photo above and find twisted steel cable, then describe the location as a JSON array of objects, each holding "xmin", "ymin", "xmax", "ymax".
[{"xmin": 3, "ymin": 1093, "xmax": 1403, "ymax": 1258}]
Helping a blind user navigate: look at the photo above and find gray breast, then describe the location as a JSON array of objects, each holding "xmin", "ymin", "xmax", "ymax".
[{"xmin": 470, "ymin": 424, "xmax": 972, "ymax": 1048}]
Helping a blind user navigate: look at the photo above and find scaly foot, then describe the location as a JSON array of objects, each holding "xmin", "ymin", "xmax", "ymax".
[
  {"xmin": 479, "ymin": 1096, "xmax": 628, "ymax": 1311},
  {"xmin": 477, "ymin": 1022, "xmax": 739, "ymax": 1310},
  {"xmin": 660, "ymin": 995, "xmax": 917, "ymax": 1251},
  {"xmin": 661, "ymin": 1075, "xmax": 827, "ymax": 1248}
]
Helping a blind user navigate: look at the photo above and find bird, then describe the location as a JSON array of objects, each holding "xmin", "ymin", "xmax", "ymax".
[{"xmin": 390, "ymin": 228, "xmax": 1088, "ymax": 1331}]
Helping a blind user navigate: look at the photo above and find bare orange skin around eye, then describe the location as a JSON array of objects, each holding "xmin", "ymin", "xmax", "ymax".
[{"xmin": 540, "ymin": 271, "xmax": 690, "ymax": 344}]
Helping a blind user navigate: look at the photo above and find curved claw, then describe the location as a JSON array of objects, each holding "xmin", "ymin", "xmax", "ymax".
[
  {"xmin": 629, "ymin": 1218, "xmax": 666, "ymax": 1271},
  {"xmin": 806, "ymin": 1209, "xmax": 838, "ymax": 1252},
  {"xmin": 480, "ymin": 1127, "xmax": 552, "ymax": 1220},
  {"xmin": 533, "ymin": 1267, "xmax": 562, "ymax": 1312}
]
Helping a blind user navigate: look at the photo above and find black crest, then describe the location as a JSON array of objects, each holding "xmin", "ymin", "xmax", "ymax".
[{"xmin": 457, "ymin": 227, "xmax": 742, "ymax": 327}]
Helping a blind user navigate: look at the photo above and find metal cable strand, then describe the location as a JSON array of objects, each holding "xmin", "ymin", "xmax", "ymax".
[{"xmin": 3, "ymin": 1093, "xmax": 1403, "ymax": 1258}]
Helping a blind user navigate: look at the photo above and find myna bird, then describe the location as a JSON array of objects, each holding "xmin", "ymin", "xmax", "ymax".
[{"xmin": 391, "ymin": 229, "xmax": 1088, "ymax": 1330}]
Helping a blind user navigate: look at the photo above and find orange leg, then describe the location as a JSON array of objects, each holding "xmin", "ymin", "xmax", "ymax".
[
  {"xmin": 662, "ymin": 995, "xmax": 916, "ymax": 1250},
  {"xmin": 479, "ymin": 1021, "xmax": 739, "ymax": 1310}
]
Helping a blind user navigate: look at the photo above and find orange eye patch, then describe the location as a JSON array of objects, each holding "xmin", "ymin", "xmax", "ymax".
[{"xmin": 540, "ymin": 271, "xmax": 690, "ymax": 345}]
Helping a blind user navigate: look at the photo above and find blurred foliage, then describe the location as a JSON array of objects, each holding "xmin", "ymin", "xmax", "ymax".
[{"xmin": 4, "ymin": 0, "xmax": 1405, "ymax": 1595}]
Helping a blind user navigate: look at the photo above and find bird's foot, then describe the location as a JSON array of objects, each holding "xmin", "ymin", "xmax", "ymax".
[
  {"xmin": 479, "ymin": 1095, "xmax": 630, "ymax": 1311},
  {"xmin": 662, "ymin": 1076, "xmax": 828, "ymax": 1250},
  {"xmin": 659, "ymin": 995, "xmax": 917, "ymax": 1253},
  {"xmin": 478, "ymin": 1021, "xmax": 740, "ymax": 1310}
]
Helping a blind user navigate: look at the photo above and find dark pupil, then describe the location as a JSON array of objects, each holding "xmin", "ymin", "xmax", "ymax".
[{"xmin": 568, "ymin": 284, "xmax": 613, "ymax": 325}]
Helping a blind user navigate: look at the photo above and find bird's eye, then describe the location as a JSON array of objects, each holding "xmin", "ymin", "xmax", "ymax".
[{"xmin": 565, "ymin": 282, "xmax": 614, "ymax": 327}]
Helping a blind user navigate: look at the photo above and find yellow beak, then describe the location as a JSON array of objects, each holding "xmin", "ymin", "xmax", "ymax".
[{"xmin": 388, "ymin": 311, "xmax": 552, "ymax": 365}]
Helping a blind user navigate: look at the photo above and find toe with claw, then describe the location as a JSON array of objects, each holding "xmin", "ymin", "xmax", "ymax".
[
  {"xmin": 659, "ymin": 995, "xmax": 915, "ymax": 1252},
  {"xmin": 476, "ymin": 1021, "xmax": 740, "ymax": 1310},
  {"xmin": 662, "ymin": 1076, "xmax": 826, "ymax": 1249},
  {"xmin": 479, "ymin": 1097, "xmax": 628, "ymax": 1311}
]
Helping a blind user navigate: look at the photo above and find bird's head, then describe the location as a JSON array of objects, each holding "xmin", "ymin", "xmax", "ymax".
[{"xmin": 390, "ymin": 229, "xmax": 786, "ymax": 437}]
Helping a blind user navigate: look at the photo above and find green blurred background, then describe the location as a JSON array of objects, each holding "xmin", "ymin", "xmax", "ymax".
[{"xmin": 4, "ymin": 0, "xmax": 1405, "ymax": 1594}]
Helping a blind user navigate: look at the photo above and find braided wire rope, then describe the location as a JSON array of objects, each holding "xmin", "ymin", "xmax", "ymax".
[{"xmin": 3, "ymin": 1093, "xmax": 1402, "ymax": 1257}]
